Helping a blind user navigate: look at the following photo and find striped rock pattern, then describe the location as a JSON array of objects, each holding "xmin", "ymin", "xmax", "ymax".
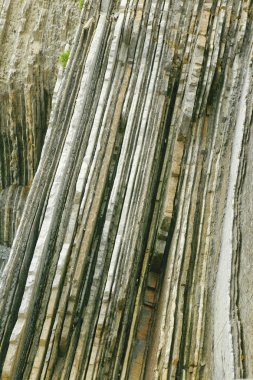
[
  {"xmin": 0, "ymin": 0, "xmax": 253, "ymax": 379},
  {"xmin": 0, "ymin": 0, "xmax": 79, "ymax": 249}
]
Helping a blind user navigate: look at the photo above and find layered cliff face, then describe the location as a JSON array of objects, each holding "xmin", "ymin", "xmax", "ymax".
[
  {"xmin": 0, "ymin": 0, "xmax": 80, "ymax": 247},
  {"xmin": 0, "ymin": 0, "xmax": 253, "ymax": 379}
]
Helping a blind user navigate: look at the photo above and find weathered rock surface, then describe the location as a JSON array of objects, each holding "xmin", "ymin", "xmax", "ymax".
[
  {"xmin": 0, "ymin": 0, "xmax": 253, "ymax": 379},
  {"xmin": 0, "ymin": 0, "xmax": 80, "ymax": 250},
  {"xmin": 0, "ymin": 244, "xmax": 10, "ymax": 273}
]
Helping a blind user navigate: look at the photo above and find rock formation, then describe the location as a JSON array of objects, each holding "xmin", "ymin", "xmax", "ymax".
[
  {"xmin": 0, "ymin": 0, "xmax": 79, "ymax": 248},
  {"xmin": 0, "ymin": 0, "xmax": 253, "ymax": 379}
]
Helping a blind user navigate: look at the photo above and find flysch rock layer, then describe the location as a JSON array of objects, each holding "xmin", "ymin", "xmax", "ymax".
[
  {"xmin": 0, "ymin": 0, "xmax": 253, "ymax": 379},
  {"xmin": 0, "ymin": 0, "xmax": 80, "ymax": 250}
]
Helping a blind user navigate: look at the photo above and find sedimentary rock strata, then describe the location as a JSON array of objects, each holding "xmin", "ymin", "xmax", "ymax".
[
  {"xmin": 0, "ymin": 0, "xmax": 253, "ymax": 379},
  {"xmin": 0, "ymin": 0, "xmax": 80, "ymax": 251}
]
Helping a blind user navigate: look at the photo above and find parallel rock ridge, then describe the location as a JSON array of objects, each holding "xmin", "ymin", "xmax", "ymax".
[
  {"xmin": 0, "ymin": 0, "xmax": 79, "ymax": 248},
  {"xmin": 0, "ymin": 0, "xmax": 253, "ymax": 379}
]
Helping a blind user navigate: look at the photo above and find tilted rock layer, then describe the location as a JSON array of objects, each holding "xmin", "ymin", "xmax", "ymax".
[
  {"xmin": 0, "ymin": 0, "xmax": 79, "ymax": 247},
  {"xmin": 0, "ymin": 0, "xmax": 253, "ymax": 379}
]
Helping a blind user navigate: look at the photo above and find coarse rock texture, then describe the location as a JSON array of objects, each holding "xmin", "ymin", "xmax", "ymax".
[
  {"xmin": 0, "ymin": 0, "xmax": 80, "ymax": 250},
  {"xmin": 0, "ymin": 244, "xmax": 10, "ymax": 273},
  {"xmin": 0, "ymin": 0, "xmax": 253, "ymax": 379}
]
